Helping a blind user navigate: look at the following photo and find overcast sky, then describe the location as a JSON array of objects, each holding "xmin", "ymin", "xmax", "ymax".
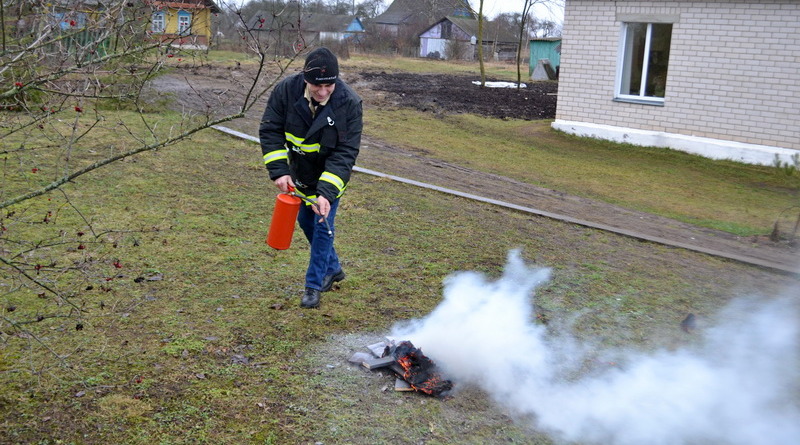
[{"xmin": 475, "ymin": 0, "xmax": 564, "ymax": 21}]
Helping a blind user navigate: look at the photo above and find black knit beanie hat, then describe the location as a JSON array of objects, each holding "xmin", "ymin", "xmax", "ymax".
[{"xmin": 303, "ymin": 47, "xmax": 339, "ymax": 85}]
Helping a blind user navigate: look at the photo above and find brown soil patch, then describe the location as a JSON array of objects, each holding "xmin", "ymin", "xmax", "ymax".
[{"xmin": 358, "ymin": 72, "xmax": 558, "ymax": 120}]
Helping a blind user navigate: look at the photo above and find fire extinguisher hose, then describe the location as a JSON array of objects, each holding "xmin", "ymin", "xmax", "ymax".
[{"xmin": 288, "ymin": 189, "xmax": 333, "ymax": 238}]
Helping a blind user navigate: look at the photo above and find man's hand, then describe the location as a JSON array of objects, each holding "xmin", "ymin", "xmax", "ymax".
[
  {"xmin": 274, "ymin": 175, "xmax": 295, "ymax": 193},
  {"xmin": 314, "ymin": 195, "xmax": 330, "ymax": 218}
]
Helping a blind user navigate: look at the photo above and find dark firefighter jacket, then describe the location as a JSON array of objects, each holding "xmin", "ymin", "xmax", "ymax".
[{"xmin": 259, "ymin": 73, "xmax": 363, "ymax": 203}]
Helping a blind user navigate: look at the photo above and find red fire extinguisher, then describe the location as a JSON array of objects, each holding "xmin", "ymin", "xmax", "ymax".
[{"xmin": 266, "ymin": 191, "xmax": 301, "ymax": 250}]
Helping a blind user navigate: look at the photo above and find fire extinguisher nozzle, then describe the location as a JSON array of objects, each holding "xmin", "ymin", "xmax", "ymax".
[{"xmin": 318, "ymin": 216, "xmax": 333, "ymax": 238}]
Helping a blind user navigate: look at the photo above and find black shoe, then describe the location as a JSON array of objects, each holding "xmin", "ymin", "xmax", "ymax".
[
  {"xmin": 300, "ymin": 287, "xmax": 321, "ymax": 308},
  {"xmin": 321, "ymin": 270, "xmax": 346, "ymax": 292}
]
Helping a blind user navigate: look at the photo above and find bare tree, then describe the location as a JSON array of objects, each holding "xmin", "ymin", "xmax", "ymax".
[
  {"xmin": 477, "ymin": 0, "xmax": 485, "ymax": 86},
  {"xmin": 516, "ymin": 0, "xmax": 563, "ymax": 88},
  {"xmin": 355, "ymin": 0, "xmax": 388, "ymax": 19},
  {"xmin": 533, "ymin": 17, "xmax": 561, "ymax": 38},
  {"xmin": 444, "ymin": 37, "xmax": 469, "ymax": 60},
  {"xmin": 1, "ymin": 0, "xmax": 302, "ymax": 371},
  {"xmin": 516, "ymin": 0, "xmax": 534, "ymax": 89}
]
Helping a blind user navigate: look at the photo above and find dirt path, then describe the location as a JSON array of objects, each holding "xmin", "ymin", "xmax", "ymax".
[
  {"xmin": 151, "ymin": 65, "xmax": 799, "ymax": 274},
  {"xmin": 354, "ymin": 137, "xmax": 798, "ymax": 272}
]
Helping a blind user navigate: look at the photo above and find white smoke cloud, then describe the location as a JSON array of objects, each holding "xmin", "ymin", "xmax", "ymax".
[{"xmin": 391, "ymin": 250, "xmax": 800, "ymax": 445}]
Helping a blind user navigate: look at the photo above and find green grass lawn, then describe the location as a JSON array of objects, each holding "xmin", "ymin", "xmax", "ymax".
[
  {"xmin": 2, "ymin": 112, "xmax": 797, "ymax": 443},
  {"xmin": 362, "ymin": 111, "xmax": 800, "ymax": 236},
  {"xmin": 338, "ymin": 54, "xmax": 800, "ymax": 237},
  {"xmin": 1, "ymin": 52, "xmax": 798, "ymax": 444}
]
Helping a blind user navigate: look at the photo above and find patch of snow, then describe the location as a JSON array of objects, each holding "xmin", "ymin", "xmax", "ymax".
[{"xmin": 471, "ymin": 81, "xmax": 526, "ymax": 88}]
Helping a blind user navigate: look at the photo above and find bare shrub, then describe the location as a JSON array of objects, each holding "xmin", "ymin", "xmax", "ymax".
[{"xmin": 0, "ymin": 0, "xmax": 300, "ymax": 376}]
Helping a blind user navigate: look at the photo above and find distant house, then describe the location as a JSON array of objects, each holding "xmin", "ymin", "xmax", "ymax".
[
  {"xmin": 554, "ymin": 0, "xmax": 799, "ymax": 165},
  {"xmin": 373, "ymin": 0, "xmax": 474, "ymax": 37},
  {"xmin": 45, "ymin": 0, "xmax": 110, "ymax": 57},
  {"xmin": 419, "ymin": 16, "xmax": 518, "ymax": 61},
  {"xmin": 50, "ymin": 0, "xmax": 101, "ymax": 30},
  {"xmin": 245, "ymin": 12, "xmax": 297, "ymax": 55},
  {"xmin": 148, "ymin": 0, "xmax": 221, "ymax": 50},
  {"xmin": 300, "ymin": 13, "xmax": 366, "ymax": 44},
  {"xmin": 246, "ymin": 12, "xmax": 364, "ymax": 54}
]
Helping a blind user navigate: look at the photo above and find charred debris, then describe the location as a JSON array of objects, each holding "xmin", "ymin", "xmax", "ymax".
[{"xmin": 350, "ymin": 339, "xmax": 453, "ymax": 398}]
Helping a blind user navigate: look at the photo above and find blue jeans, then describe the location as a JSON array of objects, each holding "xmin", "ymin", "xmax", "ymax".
[{"xmin": 297, "ymin": 198, "xmax": 341, "ymax": 290}]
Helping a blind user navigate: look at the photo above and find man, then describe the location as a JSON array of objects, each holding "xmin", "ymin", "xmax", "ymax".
[{"xmin": 259, "ymin": 47, "xmax": 363, "ymax": 309}]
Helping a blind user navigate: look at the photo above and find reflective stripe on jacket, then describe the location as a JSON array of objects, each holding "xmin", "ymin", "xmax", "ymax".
[{"xmin": 259, "ymin": 73, "xmax": 362, "ymax": 202}]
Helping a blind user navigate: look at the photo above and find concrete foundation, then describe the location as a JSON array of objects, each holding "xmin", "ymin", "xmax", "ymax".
[{"xmin": 551, "ymin": 120, "xmax": 798, "ymax": 166}]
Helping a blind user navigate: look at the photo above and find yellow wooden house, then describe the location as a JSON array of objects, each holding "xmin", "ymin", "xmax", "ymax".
[{"xmin": 149, "ymin": 0, "xmax": 220, "ymax": 49}]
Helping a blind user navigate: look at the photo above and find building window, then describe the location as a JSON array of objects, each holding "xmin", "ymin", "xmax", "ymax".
[
  {"xmin": 441, "ymin": 21, "xmax": 452, "ymax": 39},
  {"xmin": 616, "ymin": 22, "xmax": 672, "ymax": 104},
  {"xmin": 53, "ymin": 12, "xmax": 87, "ymax": 30},
  {"xmin": 178, "ymin": 11, "xmax": 192, "ymax": 35},
  {"xmin": 151, "ymin": 11, "xmax": 165, "ymax": 33}
]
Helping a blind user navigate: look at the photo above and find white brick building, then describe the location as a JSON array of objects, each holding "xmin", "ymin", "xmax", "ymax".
[{"xmin": 553, "ymin": 0, "xmax": 800, "ymax": 165}]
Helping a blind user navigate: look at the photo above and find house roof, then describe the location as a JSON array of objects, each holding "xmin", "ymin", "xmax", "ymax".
[
  {"xmin": 55, "ymin": 0, "xmax": 103, "ymax": 6},
  {"xmin": 423, "ymin": 16, "xmax": 518, "ymax": 44},
  {"xmin": 302, "ymin": 13, "xmax": 364, "ymax": 33},
  {"xmin": 374, "ymin": 0, "xmax": 474, "ymax": 25},
  {"xmin": 148, "ymin": 1, "xmax": 221, "ymax": 13},
  {"xmin": 247, "ymin": 12, "xmax": 363, "ymax": 33}
]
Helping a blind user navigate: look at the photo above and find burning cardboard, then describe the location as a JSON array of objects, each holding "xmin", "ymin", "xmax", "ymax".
[
  {"xmin": 355, "ymin": 338, "xmax": 453, "ymax": 397},
  {"xmin": 390, "ymin": 341, "xmax": 453, "ymax": 396}
]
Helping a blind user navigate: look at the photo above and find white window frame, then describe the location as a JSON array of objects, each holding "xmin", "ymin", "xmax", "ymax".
[
  {"xmin": 178, "ymin": 11, "xmax": 192, "ymax": 35},
  {"xmin": 151, "ymin": 11, "xmax": 165, "ymax": 33},
  {"xmin": 614, "ymin": 22, "xmax": 672, "ymax": 106},
  {"xmin": 53, "ymin": 12, "xmax": 87, "ymax": 30}
]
